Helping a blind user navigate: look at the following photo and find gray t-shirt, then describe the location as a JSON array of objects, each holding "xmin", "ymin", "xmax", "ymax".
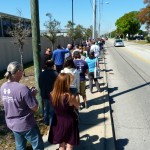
[{"xmin": 0, "ymin": 82, "xmax": 38, "ymax": 132}]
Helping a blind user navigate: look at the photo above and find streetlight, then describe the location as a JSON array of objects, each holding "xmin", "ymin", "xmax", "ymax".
[
  {"xmin": 98, "ymin": 0, "xmax": 109, "ymax": 37},
  {"xmin": 92, "ymin": 0, "xmax": 96, "ymax": 39},
  {"xmin": 72, "ymin": 0, "xmax": 73, "ymax": 27}
]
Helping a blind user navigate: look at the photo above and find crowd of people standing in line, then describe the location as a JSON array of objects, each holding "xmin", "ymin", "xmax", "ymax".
[{"xmin": 0, "ymin": 38, "xmax": 105, "ymax": 150}]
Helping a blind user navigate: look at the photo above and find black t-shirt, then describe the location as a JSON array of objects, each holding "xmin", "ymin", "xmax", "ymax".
[
  {"xmin": 74, "ymin": 59, "xmax": 88, "ymax": 81},
  {"xmin": 39, "ymin": 69, "xmax": 58, "ymax": 99}
]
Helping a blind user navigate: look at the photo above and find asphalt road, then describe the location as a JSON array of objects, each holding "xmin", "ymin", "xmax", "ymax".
[{"xmin": 105, "ymin": 39, "xmax": 150, "ymax": 150}]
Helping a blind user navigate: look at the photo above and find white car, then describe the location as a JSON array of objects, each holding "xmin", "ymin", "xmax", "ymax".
[{"xmin": 114, "ymin": 39, "xmax": 124, "ymax": 47}]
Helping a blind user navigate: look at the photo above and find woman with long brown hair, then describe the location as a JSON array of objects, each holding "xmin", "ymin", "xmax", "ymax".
[{"xmin": 48, "ymin": 73, "xmax": 80, "ymax": 150}]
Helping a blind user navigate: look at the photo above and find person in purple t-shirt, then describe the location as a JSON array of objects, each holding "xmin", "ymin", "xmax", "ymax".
[{"xmin": 0, "ymin": 61, "xmax": 44, "ymax": 150}]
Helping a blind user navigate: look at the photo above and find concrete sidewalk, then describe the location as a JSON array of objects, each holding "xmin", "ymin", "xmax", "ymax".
[{"xmin": 43, "ymin": 56, "xmax": 116, "ymax": 150}]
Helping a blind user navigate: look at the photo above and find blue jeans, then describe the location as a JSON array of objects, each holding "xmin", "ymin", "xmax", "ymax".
[
  {"xmin": 43, "ymin": 99, "xmax": 54, "ymax": 126},
  {"xmin": 13, "ymin": 125, "xmax": 44, "ymax": 150}
]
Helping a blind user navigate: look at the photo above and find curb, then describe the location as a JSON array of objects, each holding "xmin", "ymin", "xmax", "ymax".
[{"xmin": 103, "ymin": 51, "xmax": 116, "ymax": 150}]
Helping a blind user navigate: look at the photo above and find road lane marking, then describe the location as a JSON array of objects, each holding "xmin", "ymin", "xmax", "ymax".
[{"xmin": 123, "ymin": 47, "xmax": 150, "ymax": 64}]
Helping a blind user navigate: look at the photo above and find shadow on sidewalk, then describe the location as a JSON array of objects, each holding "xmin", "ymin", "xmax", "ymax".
[
  {"xmin": 103, "ymin": 69, "xmax": 113, "ymax": 72},
  {"xmin": 79, "ymin": 106, "xmax": 109, "ymax": 125},
  {"xmin": 116, "ymin": 138, "xmax": 129, "ymax": 150},
  {"xmin": 86, "ymin": 95, "xmax": 108, "ymax": 108},
  {"xmin": 108, "ymin": 87, "xmax": 118, "ymax": 94},
  {"xmin": 74, "ymin": 94, "xmax": 110, "ymax": 149},
  {"xmin": 74, "ymin": 136, "xmax": 118, "ymax": 150}
]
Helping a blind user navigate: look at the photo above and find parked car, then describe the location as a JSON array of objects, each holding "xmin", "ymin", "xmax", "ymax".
[{"xmin": 114, "ymin": 39, "xmax": 124, "ymax": 47}]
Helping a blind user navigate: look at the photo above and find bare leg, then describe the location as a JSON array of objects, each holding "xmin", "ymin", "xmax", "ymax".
[
  {"xmin": 89, "ymin": 78, "xmax": 93, "ymax": 93},
  {"xmin": 82, "ymin": 95, "xmax": 87, "ymax": 108},
  {"xmin": 94, "ymin": 79, "xmax": 100, "ymax": 92},
  {"xmin": 76, "ymin": 94, "xmax": 80, "ymax": 104},
  {"xmin": 59, "ymin": 142, "xmax": 66, "ymax": 150},
  {"xmin": 66, "ymin": 143, "xmax": 73, "ymax": 150}
]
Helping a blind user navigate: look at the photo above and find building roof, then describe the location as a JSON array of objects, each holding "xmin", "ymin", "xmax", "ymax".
[{"xmin": 0, "ymin": 12, "xmax": 31, "ymax": 22}]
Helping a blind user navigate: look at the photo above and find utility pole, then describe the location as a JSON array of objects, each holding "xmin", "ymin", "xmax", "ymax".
[
  {"xmin": 72, "ymin": 0, "xmax": 74, "ymax": 44},
  {"xmin": 72, "ymin": 0, "xmax": 74, "ymax": 29},
  {"xmin": 98, "ymin": 0, "xmax": 100, "ymax": 38},
  {"xmin": 30, "ymin": 0, "xmax": 42, "ymax": 115},
  {"xmin": 92, "ymin": 0, "xmax": 96, "ymax": 39}
]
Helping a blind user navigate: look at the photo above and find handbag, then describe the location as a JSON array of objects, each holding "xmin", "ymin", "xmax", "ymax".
[{"xmin": 94, "ymin": 60, "xmax": 100, "ymax": 78}]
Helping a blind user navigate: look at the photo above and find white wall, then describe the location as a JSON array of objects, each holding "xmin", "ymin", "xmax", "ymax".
[{"xmin": 0, "ymin": 37, "xmax": 72, "ymax": 72}]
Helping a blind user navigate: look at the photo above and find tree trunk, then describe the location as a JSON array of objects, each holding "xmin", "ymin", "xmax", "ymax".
[
  {"xmin": 19, "ymin": 45, "xmax": 26, "ymax": 77},
  {"xmin": 52, "ymin": 42, "xmax": 54, "ymax": 51}
]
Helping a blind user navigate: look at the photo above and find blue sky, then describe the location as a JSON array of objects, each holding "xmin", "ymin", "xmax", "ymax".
[{"xmin": 0, "ymin": 0, "xmax": 147, "ymax": 34}]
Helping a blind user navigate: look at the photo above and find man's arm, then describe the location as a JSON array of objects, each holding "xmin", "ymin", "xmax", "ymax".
[
  {"xmin": 63, "ymin": 49, "xmax": 69, "ymax": 53},
  {"xmin": 28, "ymin": 87, "xmax": 39, "ymax": 112},
  {"xmin": 52, "ymin": 51, "xmax": 55, "ymax": 61},
  {"xmin": 85, "ymin": 62, "xmax": 89, "ymax": 74}
]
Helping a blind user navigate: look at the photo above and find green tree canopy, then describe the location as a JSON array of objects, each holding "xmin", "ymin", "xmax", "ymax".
[
  {"xmin": 115, "ymin": 11, "xmax": 141, "ymax": 38},
  {"xmin": 65, "ymin": 21, "xmax": 92, "ymax": 42},
  {"xmin": 110, "ymin": 30, "xmax": 116, "ymax": 38},
  {"xmin": 84, "ymin": 26, "xmax": 92, "ymax": 40},
  {"xmin": 43, "ymin": 13, "xmax": 60, "ymax": 50},
  {"xmin": 74, "ymin": 25, "xmax": 85, "ymax": 40},
  {"xmin": 65, "ymin": 21, "xmax": 75, "ymax": 42}
]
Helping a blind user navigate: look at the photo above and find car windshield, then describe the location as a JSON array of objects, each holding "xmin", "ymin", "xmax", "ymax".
[{"xmin": 116, "ymin": 40, "xmax": 123, "ymax": 42}]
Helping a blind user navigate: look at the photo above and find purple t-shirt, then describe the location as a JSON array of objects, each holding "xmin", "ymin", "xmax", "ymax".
[
  {"xmin": 0, "ymin": 82, "xmax": 38, "ymax": 132},
  {"xmin": 74, "ymin": 59, "xmax": 89, "ymax": 81}
]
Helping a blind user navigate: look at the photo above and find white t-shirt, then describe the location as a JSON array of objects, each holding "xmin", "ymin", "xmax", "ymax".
[
  {"xmin": 90, "ymin": 44, "xmax": 100, "ymax": 57},
  {"xmin": 61, "ymin": 68, "xmax": 80, "ymax": 92}
]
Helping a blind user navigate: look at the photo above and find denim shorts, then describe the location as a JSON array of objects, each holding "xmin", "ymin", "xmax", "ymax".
[{"xmin": 70, "ymin": 88, "xmax": 77, "ymax": 96}]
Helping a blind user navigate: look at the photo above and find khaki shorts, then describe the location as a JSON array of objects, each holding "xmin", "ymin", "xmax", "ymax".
[{"xmin": 80, "ymin": 81, "xmax": 86, "ymax": 96}]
